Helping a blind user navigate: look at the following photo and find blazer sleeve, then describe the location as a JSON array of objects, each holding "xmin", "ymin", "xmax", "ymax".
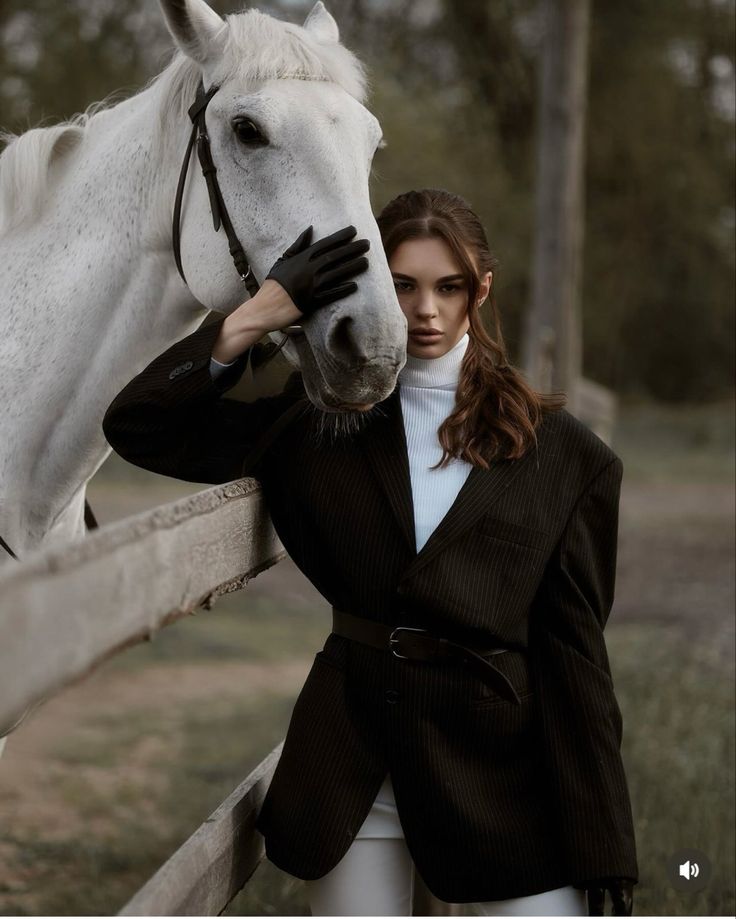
[
  {"xmin": 527, "ymin": 456, "xmax": 639, "ymax": 885},
  {"xmin": 102, "ymin": 314, "xmax": 304, "ymax": 484}
]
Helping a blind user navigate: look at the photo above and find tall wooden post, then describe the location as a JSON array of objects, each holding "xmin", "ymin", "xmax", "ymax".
[{"xmin": 522, "ymin": 0, "xmax": 590, "ymax": 417}]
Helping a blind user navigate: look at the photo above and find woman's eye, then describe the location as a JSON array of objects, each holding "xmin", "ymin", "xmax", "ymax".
[
  {"xmin": 440, "ymin": 284, "xmax": 460, "ymax": 293},
  {"xmin": 232, "ymin": 118, "xmax": 267, "ymax": 145},
  {"xmin": 393, "ymin": 281, "xmax": 411, "ymax": 291}
]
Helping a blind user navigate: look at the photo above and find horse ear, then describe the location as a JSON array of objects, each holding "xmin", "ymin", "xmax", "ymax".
[
  {"xmin": 159, "ymin": 0, "xmax": 228, "ymax": 66},
  {"xmin": 303, "ymin": 1, "xmax": 339, "ymax": 43}
]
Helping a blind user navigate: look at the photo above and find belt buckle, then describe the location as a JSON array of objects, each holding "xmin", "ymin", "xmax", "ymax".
[{"xmin": 389, "ymin": 626, "xmax": 429, "ymax": 659}]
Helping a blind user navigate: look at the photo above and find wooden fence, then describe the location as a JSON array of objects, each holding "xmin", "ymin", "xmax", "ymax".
[{"xmin": 0, "ymin": 479, "xmax": 454, "ymax": 916}]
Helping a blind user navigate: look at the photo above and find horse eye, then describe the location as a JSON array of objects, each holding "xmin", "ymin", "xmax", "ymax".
[{"xmin": 232, "ymin": 118, "xmax": 267, "ymax": 145}]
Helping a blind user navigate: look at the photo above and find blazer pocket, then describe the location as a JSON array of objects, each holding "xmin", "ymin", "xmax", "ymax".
[
  {"xmin": 467, "ymin": 684, "xmax": 538, "ymax": 746},
  {"xmin": 470, "ymin": 687, "xmax": 536, "ymax": 710},
  {"xmin": 476, "ymin": 515, "xmax": 550, "ymax": 551},
  {"xmin": 468, "ymin": 651, "xmax": 535, "ymax": 709}
]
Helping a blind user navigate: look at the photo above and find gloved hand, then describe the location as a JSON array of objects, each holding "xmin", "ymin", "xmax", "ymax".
[
  {"xmin": 265, "ymin": 224, "xmax": 370, "ymax": 319},
  {"xmin": 573, "ymin": 876, "xmax": 635, "ymax": 915}
]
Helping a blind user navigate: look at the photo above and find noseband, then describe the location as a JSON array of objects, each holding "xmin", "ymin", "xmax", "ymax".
[{"xmin": 172, "ymin": 78, "xmax": 305, "ymax": 361}]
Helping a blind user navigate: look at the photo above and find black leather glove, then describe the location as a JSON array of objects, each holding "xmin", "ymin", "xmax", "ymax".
[
  {"xmin": 573, "ymin": 877, "xmax": 635, "ymax": 915},
  {"xmin": 265, "ymin": 224, "xmax": 370, "ymax": 318}
]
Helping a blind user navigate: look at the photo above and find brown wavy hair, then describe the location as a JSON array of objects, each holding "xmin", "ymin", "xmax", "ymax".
[{"xmin": 376, "ymin": 188, "xmax": 566, "ymax": 468}]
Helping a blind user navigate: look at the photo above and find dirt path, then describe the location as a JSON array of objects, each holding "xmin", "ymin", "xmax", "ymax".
[
  {"xmin": 0, "ymin": 658, "xmax": 311, "ymax": 842},
  {"xmin": 616, "ymin": 480, "xmax": 735, "ymax": 663}
]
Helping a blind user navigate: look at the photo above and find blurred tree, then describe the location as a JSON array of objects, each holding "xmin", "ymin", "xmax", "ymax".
[
  {"xmin": 0, "ymin": 0, "xmax": 172, "ymax": 130},
  {"xmin": 584, "ymin": 0, "xmax": 735, "ymax": 400},
  {"xmin": 0, "ymin": 0, "xmax": 733, "ymax": 400},
  {"xmin": 434, "ymin": 0, "xmax": 537, "ymax": 176},
  {"xmin": 522, "ymin": 0, "xmax": 591, "ymax": 413}
]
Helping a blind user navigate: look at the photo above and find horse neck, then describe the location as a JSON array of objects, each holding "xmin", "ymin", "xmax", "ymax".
[
  {"xmin": 3, "ymin": 79, "xmax": 201, "ymax": 360},
  {"xmin": 0, "ymin": 82, "xmax": 206, "ymax": 558}
]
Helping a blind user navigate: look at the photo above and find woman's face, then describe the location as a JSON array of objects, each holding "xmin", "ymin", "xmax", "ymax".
[{"xmin": 389, "ymin": 237, "xmax": 492, "ymax": 359}]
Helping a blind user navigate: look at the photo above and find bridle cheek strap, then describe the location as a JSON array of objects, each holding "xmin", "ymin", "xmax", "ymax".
[
  {"xmin": 1, "ymin": 80, "xmax": 294, "ymax": 564},
  {"xmin": 172, "ymin": 79, "xmax": 260, "ymax": 299}
]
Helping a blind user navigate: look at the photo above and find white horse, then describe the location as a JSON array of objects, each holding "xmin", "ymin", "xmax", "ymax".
[{"xmin": 0, "ymin": 0, "xmax": 405, "ymax": 746}]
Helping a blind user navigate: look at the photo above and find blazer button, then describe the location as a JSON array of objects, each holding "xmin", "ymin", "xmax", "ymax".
[
  {"xmin": 168, "ymin": 360, "xmax": 194, "ymax": 380},
  {"xmin": 385, "ymin": 689, "xmax": 401, "ymax": 704}
]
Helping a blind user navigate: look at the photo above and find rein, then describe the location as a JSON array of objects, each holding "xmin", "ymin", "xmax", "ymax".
[
  {"xmin": 1, "ymin": 499, "xmax": 98, "ymax": 562},
  {"xmin": 172, "ymin": 77, "xmax": 304, "ymax": 359},
  {"xmin": 172, "ymin": 80, "xmax": 258, "ymax": 296},
  {"xmin": 1, "ymin": 77, "xmax": 303, "ymax": 562}
]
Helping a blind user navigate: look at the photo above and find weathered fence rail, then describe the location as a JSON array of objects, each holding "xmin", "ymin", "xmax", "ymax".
[
  {"xmin": 0, "ymin": 479, "xmax": 452, "ymax": 916},
  {"xmin": 0, "ymin": 479, "xmax": 285, "ymax": 732},
  {"xmin": 118, "ymin": 744, "xmax": 284, "ymax": 916}
]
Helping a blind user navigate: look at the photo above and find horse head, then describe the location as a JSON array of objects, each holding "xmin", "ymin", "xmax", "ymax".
[{"xmin": 159, "ymin": 0, "xmax": 406, "ymax": 409}]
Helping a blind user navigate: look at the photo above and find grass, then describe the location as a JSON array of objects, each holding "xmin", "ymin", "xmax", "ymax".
[
  {"xmin": 607, "ymin": 625, "xmax": 734, "ymax": 916},
  {"xmin": 101, "ymin": 590, "xmax": 333, "ymax": 671},
  {"xmin": 613, "ymin": 397, "xmax": 734, "ymax": 484},
  {"xmin": 1, "ymin": 691, "xmax": 308, "ymax": 916}
]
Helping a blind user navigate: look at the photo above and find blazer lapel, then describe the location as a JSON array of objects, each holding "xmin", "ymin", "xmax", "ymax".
[
  {"xmin": 359, "ymin": 384, "xmax": 542, "ymax": 584},
  {"xmin": 399, "ymin": 447, "xmax": 539, "ymax": 583},
  {"xmin": 359, "ymin": 385, "xmax": 417, "ymax": 555}
]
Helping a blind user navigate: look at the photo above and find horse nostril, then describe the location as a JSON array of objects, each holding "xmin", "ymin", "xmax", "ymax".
[{"xmin": 327, "ymin": 315, "xmax": 369, "ymax": 367}]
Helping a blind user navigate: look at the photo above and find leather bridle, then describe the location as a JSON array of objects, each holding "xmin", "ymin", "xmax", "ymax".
[
  {"xmin": 173, "ymin": 80, "xmax": 258, "ymax": 297},
  {"xmin": 1, "ymin": 489, "xmax": 99, "ymax": 563},
  {"xmin": 172, "ymin": 77, "xmax": 304, "ymax": 354},
  {"xmin": 1, "ymin": 77, "xmax": 304, "ymax": 562}
]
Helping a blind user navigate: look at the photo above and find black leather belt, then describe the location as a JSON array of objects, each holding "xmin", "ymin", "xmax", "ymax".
[{"xmin": 331, "ymin": 607, "xmax": 522, "ymax": 705}]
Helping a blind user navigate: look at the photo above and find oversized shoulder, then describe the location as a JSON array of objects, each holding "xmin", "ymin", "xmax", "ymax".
[{"xmin": 535, "ymin": 406, "xmax": 623, "ymax": 484}]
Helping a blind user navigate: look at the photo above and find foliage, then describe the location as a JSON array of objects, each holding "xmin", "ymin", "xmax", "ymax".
[
  {"xmin": 0, "ymin": 0, "xmax": 733, "ymax": 400},
  {"xmin": 584, "ymin": 0, "xmax": 735, "ymax": 400}
]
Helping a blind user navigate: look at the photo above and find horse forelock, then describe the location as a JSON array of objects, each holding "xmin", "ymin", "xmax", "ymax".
[
  {"xmin": 229, "ymin": 9, "xmax": 366, "ymax": 97},
  {"xmin": 155, "ymin": 8, "xmax": 367, "ymax": 126}
]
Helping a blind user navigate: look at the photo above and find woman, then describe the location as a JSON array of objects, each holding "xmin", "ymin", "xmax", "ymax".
[{"xmin": 103, "ymin": 189, "xmax": 638, "ymax": 916}]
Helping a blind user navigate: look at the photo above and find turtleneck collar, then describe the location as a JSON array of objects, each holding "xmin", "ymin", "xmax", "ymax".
[{"xmin": 398, "ymin": 332, "xmax": 469, "ymax": 389}]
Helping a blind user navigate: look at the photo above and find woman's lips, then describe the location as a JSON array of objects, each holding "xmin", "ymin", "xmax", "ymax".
[{"xmin": 410, "ymin": 330, "xmax": 442, "ymax": 342}]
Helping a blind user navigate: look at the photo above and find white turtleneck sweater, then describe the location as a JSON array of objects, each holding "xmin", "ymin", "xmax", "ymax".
[
  {"xmin": 210, "ymin": 337, "xmax": 471, "ymax": 837},
  {"xmin": 396, "ymin": 332, "xmax": 472, "ymax": 552},
  {"xmin": 210, "ymin": 333, "xmax": 471, "ymax": 553}
]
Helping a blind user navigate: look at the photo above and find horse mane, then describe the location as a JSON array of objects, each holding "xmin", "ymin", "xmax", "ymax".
[
  {"xmin": 0, "ymin": 7, "xmax": 369, "ymax": 237},
  {"xmin": 0, "ymin": 96, "xmax": 118, "ymax": 237}
]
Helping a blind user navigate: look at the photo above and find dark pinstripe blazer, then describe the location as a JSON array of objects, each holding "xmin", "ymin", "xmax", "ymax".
[{"xmin": 102, "ymin": 315, "xmax": 639, "ymax": 903}]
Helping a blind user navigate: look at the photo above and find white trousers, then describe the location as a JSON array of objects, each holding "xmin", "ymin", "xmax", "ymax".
[{"xmin": 304, "ymin": 774, "xmax": 587, "ymax": 917}]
